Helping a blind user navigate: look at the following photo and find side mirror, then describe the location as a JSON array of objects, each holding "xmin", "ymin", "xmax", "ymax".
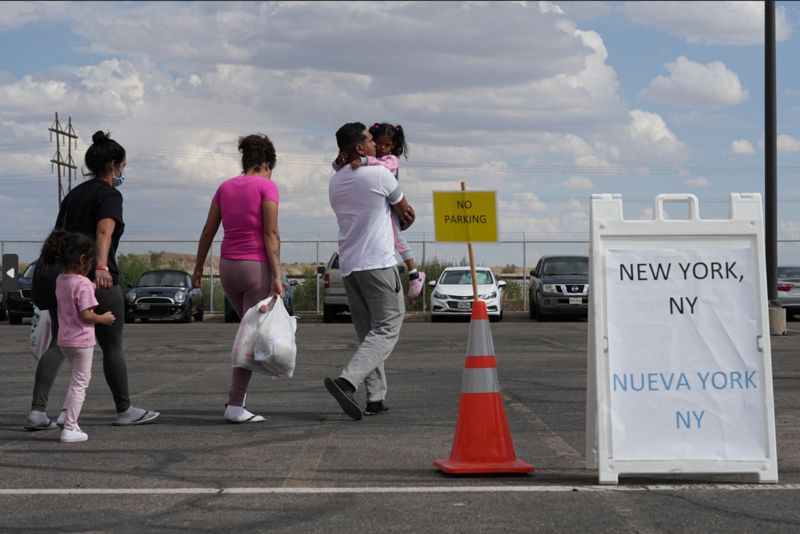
[
  {"xmin": 428, "ymin": 280, "xmax": 436, "ymax": 287},
  {"xmin": 498, "ymin": 280, "xmax": 507, "ymax": 288},
  {"xmin": 529, "ymin": 269, "xmax": 536, "ymax": 277},
  {"xmin": 289, "ymin": 279, "xmax": 299, "ymax": 286},
  {"xmin": 316, "ymin": 265, "xmax": 325, "ymax": 275}
]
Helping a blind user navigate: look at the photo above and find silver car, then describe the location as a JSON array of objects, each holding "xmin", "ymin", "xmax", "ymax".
[{"xmin": 777, "ymin": 266, "xmax": 800, "ymax": 317}]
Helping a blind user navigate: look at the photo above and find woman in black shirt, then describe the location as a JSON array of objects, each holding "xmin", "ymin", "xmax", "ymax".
[{"xmin": 25, "ymin": 131, "xmax": 160, "ymax": 430}]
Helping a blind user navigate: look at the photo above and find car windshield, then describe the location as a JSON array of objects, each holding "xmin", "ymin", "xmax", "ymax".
[
  {"xmin": 778, "ymin": 267, "xmax": 800, "ymax": 278},
  {"xmin": 542, "ymin": 259, "xmax": 588, "ymax": 276},
  {"xmin": 441, "ymin": 270, "xmax": 493, "ymax": 285},
  {"xmin": 22, "ymin": 263, "xmax": 36, "ymax": 278},
  {"xmin": 137, "ymin": 272, "xmax": 188, "ymax": 287}
]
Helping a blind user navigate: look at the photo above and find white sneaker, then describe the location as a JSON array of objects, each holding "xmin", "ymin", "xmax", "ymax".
[
  {"xmin": 56, "ymin": 409, "xmax": 66, "ymax": 429},
  {"xmin": 224, "ymin": 405, "xmax": 265, "ymax": 423},
  {"xmin": 60, "ymin": 427, "xmax": 88, "ymax": 443}
]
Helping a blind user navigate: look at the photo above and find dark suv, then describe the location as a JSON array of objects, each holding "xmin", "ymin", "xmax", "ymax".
[
  {"xmin": 6, "ymin": 261, "xmax": 36, "ymax": 325},
  {"xmin": 528, "ymin": 255, "xmax": 589, "ymax": 321}
]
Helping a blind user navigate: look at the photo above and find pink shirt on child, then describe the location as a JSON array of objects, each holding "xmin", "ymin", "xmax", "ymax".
[
  {"xmin": 56, "ymin": 274, "xmax": 99, "ymax": 348},
  {"xmin": 332, "ymin": 155, "xmax": 399, "ymax": 178},
  {"xmin": 212, "ymin": 175, "xmax": 280, "ymax": 261}
]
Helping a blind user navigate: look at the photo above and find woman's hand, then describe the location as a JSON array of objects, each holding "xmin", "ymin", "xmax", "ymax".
[
  {"xmin": 271, "ymin": 275, "xmax": 285, "ymax": 298},
  {"xmin": 96, "ymin": 269, "xmax": 113, "ymax": 289},
  {"xmin": 192, "ymin": 270, "xmax": 203, "ymax": 288}
]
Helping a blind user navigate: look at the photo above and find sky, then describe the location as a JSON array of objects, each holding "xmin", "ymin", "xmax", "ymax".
[{"xmin": 1, "ymin": 1, "xmax": 800, "ymax": 269}]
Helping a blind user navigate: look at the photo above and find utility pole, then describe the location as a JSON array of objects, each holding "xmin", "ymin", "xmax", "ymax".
[{"xmin": 49, "ymin": 112, "xmax": 78, "ymax": 208}]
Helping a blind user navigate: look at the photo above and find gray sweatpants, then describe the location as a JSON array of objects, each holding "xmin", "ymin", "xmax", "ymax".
[{"xmin": 340, "ymin": 266, "xmax": 405, "ymax": 402}]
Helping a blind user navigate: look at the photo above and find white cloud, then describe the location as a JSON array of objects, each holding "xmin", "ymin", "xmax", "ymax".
[
  {"xmin": 562, "ymin": 175, "xmax": 594, "ymax": 190},
  {"xmin": 684, "ymin": 176, "xmax": 711, "ymax": 188},
  {"xmin": 621, "ymin": 1, "xmax": 792, "ymax": 45},
  {"xmin": 728, "ymin": 139, "xmax": 756, "ymax": 155},
  {"xmin": 778, "ymin": 134, "xmax": 800, "ymax": 153},
  {"xmin": 640, "ymin": 56, "xmax": 747, "ymax": 109},
  {"xmin": 0, "ymin": 1, "xmax": 70, "ymax": 30}
]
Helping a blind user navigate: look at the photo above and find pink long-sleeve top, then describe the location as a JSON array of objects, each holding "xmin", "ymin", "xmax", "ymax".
[{"xmin": 332, "ymin": 155, "xmax": 399, "ymax": 178}]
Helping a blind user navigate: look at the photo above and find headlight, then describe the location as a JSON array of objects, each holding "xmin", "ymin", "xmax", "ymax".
[
  {"xmin": 479, "ymin": 291, "xmax": 497, "ymax": 299},
  {"xmin": 542, "ymin": 284, "xmax": 557, "ymax": 294},
  {"xmin": 432, "ymin": 291, "xmax": 446, "ymax": 299},
  {"xmin": 126, "ymin": 290, "xmax": 136, "ymax": 303},
  {"xmin": 174, "ymin": 291, "xmax": 186, "ymax": 303}
]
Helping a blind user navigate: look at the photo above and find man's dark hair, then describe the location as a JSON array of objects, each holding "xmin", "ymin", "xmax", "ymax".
[{"xmin": 336, "ymin": 122, "xmax": 367, "ymax": 153}]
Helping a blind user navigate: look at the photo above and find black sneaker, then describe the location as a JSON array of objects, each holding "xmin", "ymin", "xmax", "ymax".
[
  {"xmin": 324, "ymin": 377, "xmax": 362, "ymax": 421},
  {"xmin": 363, "ymin": 401, "xmax": 389, "ymax": 416}
]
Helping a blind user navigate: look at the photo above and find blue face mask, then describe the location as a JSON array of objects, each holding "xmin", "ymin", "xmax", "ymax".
[{"xmin": 113, "ymin": 170, "xmax": 126, "ymax": 188}]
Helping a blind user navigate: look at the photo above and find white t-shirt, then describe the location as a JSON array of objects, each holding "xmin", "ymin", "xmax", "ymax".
[{"xmin": 329, "ymin": 165, "xmax": 404, "ymax": 277}]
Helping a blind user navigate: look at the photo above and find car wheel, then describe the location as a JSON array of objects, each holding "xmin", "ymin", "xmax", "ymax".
[
  {"xmin": 194, "ymin": 307, "xmax": 204, "ymax": 321},
  {"xmin": 9, "ymin": 312, "xmax": 22, "ymax": 325},
  {"xmin": 125, "ymin": 314, "xmax": 134, "ymax": 324},
  {"xmin": 323, "ymin": 304, "xmax": 336, "ymax": 323},
  {"xmin": 528, "ymin": 295, "xmax": 535, "ymax": 319},
  {"xmin": 179, "ymin": 305, "xmax": 191, "ymax": 323},
  {"xmin": 431, "ymin": 314, "xmax": 442, "ymax": 322},
  {"xmin": 532, "ymin": 300, "xmax": 546, "ymax": 322},
  {"xmin": 489, "ymin": 314, "xmax": 500, "ymax": 323}
]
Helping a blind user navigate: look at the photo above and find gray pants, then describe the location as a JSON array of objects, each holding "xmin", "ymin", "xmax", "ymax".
[{"xmin": 341, "ymin": 266, "xmax": 405, "ymax": 402}]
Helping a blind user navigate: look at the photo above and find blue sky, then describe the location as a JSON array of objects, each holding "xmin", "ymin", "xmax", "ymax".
[{"xmin": 1, "ymin": 1, "xmax": 799, "ymax": 267}]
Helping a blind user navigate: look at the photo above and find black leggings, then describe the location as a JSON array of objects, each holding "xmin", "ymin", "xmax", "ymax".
[{"xmin": 31, "ymin": 285, "xmax": 131, "ymax": 413}]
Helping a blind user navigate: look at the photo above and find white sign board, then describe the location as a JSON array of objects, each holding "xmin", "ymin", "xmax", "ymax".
[{"xmin": 586, "ymin": 194, "xmax": 778, "ymax": 484}]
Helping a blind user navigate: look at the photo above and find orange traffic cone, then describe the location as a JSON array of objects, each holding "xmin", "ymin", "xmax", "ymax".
[{"xmin": 433, "ymin": 300, "xmax": 534, "ymax": 475}]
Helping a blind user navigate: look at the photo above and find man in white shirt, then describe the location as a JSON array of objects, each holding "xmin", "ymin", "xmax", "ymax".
[{"xmin": 325, "ymin": 122, "xmax": 415, "ymax": 420}]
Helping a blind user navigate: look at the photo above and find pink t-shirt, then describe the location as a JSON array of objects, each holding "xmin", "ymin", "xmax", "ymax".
[
  {"xmin": 56, "ymin": 274, "xmax": 99, "ymax": 348},
  {"xmin": 212, "ymin": 175, "xmax": 280, "ymax": 261}
]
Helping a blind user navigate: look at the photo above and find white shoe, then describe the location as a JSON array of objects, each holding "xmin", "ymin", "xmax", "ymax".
[
  {"xmin": 224, "ymin": 405, "xmax": 265, "ymax": 423},
  {"xmin": 56, "ymin": 409, "xmax": 66, "ymax": 429},
  {"xmin": 60, "ymin": 427, "xmax": 88, "ymax": 443}
]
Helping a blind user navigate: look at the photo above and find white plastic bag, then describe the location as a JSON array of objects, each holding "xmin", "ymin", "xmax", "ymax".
[
  {"xmin": 254, "ymin": 297, "xmax": 297, "ymax": 377},
  {"xmin": 231, "ymin": 297, "xmax": 296, "ymax": 377},
  {"xmin": 30, "ymin": 306, "xmax": 52, "ymax": 361}
]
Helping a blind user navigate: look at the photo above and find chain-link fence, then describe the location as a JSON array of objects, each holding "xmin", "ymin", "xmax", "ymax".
[{"xmin": 5, "ymin": 237, "xmax": 800, "ymax": 314}]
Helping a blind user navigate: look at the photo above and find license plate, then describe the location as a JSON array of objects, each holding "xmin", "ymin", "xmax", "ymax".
[
  {"xmin": 569, "ymin": 297, "xmax": 582, "ymax": 305},
  {"xmin": 137, "ymin": 303, "xmax": 150, "ymax": 310},
  {"xmin": 457, "ymin": 301, "xmax": 472, "ymax": 310}
]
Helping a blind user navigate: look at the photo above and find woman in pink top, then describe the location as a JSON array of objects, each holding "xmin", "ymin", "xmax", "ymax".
[
  {"xmin": 193, "ymin": 134, "xmax": 284, "ymax": 423},
  {"xmin": 40, "ymin": 230, "xmax": 116, "ymax": 442}
]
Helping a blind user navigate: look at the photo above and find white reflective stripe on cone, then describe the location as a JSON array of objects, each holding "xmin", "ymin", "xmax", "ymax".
[
  {"xmin": 461, "ymin": 368, "xmax": 500, "ymax": 393},
  {"xmin": 466, "ymin": 321, "xmax": 495, "ymax": 357}
]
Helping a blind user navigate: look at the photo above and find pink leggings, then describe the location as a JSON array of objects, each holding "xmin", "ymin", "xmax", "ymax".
[
  {"xmin": 219, "ymin": 258, "xmax": 273, "ymax": 407},
  {"xmin": 59, "ymin": 346, "xmax": 94, "ymax": 431}
]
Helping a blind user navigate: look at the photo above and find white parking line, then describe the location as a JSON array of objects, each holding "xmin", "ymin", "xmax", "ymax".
[{"xmin": 1, "ymin": 484, "xmax": 799, "ymax": 496}]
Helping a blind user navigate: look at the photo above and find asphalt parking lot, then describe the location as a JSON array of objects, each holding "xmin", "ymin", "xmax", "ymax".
[{"xmin": 1, "ymin": 314, "xmax": 799, "ymax": 533}]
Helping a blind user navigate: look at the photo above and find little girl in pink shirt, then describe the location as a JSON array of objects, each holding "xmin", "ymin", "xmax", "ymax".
[{"xmin": 40, "ymin": 230, "xmax": 116, "ymax": 443}]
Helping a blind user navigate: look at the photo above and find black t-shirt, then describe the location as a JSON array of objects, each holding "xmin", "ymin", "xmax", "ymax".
[{"xmin": 55, "ymin": 179, "xmax": 125, "ymax": 284}]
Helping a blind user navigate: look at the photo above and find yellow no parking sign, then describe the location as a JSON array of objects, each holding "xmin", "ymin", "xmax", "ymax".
[{"xmin": 433, "ymin": 191, "xmax": 498, "ymax": 242}]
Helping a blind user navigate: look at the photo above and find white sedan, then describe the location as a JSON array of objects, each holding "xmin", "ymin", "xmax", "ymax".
[{"xmin": 428, "ymin": 266, "xmax": 506, "ymax": 322}]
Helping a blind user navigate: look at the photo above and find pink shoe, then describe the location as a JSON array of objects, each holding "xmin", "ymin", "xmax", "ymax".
[{"xmin": 408, "ymin": 272, "xmax": 425, "ymax": 301}]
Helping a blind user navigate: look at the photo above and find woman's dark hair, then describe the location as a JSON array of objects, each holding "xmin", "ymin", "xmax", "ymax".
[
  {"xmin": 369, "ymin": 123, "xmax": 408, "ymax": 159},
  {"xmin": 84, "ymin": 130, "xmax": 126, "ymax": 178},
  {"xmin": 40, "ymin": 229, "xmax": 95, "ymax": 271},
  {"xmin": 239, "ymin": 134, "xmax": 276, "ymax": 172}
]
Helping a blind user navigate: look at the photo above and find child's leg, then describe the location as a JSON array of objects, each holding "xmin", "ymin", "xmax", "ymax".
[
  {"xmin": 60, "ymin": 346, "xmax": 94, "ymax": 430},
  {"xmin": 391, "ymin": 211, "xmax": 415, "ymax": 266},
  {"xmin": 391, "ymin": 211, "xmax": 426, "ymax": 300}
]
